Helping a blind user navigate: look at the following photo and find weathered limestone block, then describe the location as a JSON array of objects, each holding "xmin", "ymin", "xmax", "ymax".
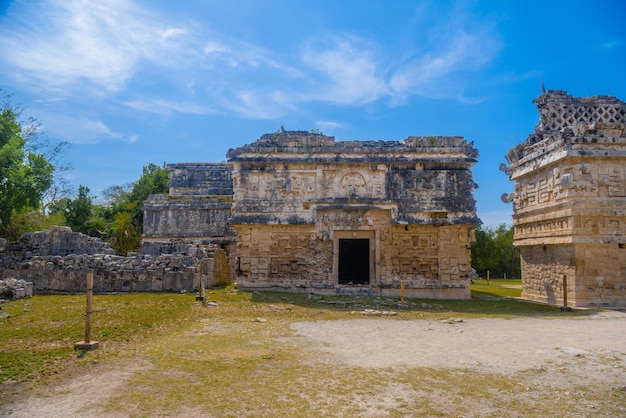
[
  {"xmin": 142, "ymin": 195, "xmax": 235, "ymax": 241},
  {"xmin": 0, "ymin": 278, "xmax": 33, "ymax": 299},
  {"xmin": 168, "ymin": 162, "xmax": 233, "ymax": 196},
  {"xmin": 503, "ymin": 90, "xmax": 626, "ymax": 307}
]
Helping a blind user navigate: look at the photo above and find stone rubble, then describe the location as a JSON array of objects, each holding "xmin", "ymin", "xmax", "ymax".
[{"xmin": 0, "ymin": 278, "xmax": 33, "ymax": 300}]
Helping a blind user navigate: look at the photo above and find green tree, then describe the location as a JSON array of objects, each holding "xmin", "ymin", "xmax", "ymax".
[
  {"xmin": 110, "ymin": 204, "xmax": 141, "ymax": 256},
  {"xmin": 97, "ymin": 164, "xmax": 168, "ymax": 254},
  {"xmin": 64, "ymin": 185, "xmax": 93, "ymax": 233},
  {"xmin": 129, "ymin": 163, "xmax": 168, "ymax": 233},
  {"xmin": 471, "ymin": 227, "xmax": 499, "ymax": 276},
  {"xmin": 0, "ymin": 103, "xmax": 54, "ymax": 230},
  {"xmin": 492, "ymin": 224, "xmax": 520, "ymax": 278},
  {"xmin": 471, "ymin": 224, "xmax": 520, "ymax": 278},
  {"xmin": 127, "ymin": 163, "xmax": 169, "ymax": 203}
]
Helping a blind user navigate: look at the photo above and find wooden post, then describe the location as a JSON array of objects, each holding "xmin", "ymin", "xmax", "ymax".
[
  {"xmin": 487, "ymin": 270, "xmax": 490, "ymax": 285},
  {"xmin": 74, "ymin": 271, "xmax": 99, "ymax": 350},
  {"xmin": 85, "ymin": 272, "xmax": 93, "ymax": 343},
  {"xmin": 196, "ymin": 262, "xmax": 206, "ymax": 302},
  {"xmin": 400, "ymin": 279, "xmax": 405, "ymax": 305}
]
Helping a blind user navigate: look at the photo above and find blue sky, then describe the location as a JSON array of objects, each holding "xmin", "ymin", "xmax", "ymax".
[{"xmin": 1, "ymin": 0, "xmax": 624, "ymax": 228}]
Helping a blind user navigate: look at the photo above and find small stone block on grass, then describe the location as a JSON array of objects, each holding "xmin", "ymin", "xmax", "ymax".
[{"xmin": 74, "ymin": 341, "xmax": 99, "ymax": 350}]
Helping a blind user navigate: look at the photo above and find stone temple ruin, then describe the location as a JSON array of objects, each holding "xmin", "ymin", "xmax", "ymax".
[
  {"xmin": 5, "ymin": 90, "xmax": 624, "ymax": 307},
  {"xmin": 502, "ymin": 90, "xmax": 626, "ymax": 308},
  {"xmin": 144, "ymin": 132, "xmax": 480, "ymax": 298}
]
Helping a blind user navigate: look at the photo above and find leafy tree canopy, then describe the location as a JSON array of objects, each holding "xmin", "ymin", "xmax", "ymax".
[
  {"xmin": 471, "ymin": 224, "xmax": 520, "ymax": 279},
  {"xmin": 0, "ymin": 102, "xmax": 54, "ymax": 227}
]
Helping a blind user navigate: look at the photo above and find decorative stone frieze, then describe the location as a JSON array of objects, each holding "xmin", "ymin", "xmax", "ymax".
[
  {"xmin": 503, "ymin": 90, "xmax": 626, "ymax": 307},
  {"xmin": 227, "ymin": 131, "xmax": 480, "ymax": 298}
]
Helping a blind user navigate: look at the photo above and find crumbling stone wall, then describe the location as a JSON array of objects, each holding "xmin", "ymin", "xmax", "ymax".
[
  {"xmin": 0, "ymin": 229, "xmax": 228, "ymax": 293},
  {"xmin": 503, "ymin": 90, "xmax": 626, "ymax": 307},
  {"xmin": 143, "ymin": 195, "xmax": 234, "ymax": 241},
  {"xmin": 168, "ymin": 162, "xmax": 233, "ymax": 196},
  {"xmin": 5, "ymin": 226, "xmax": 116, "ymax": 257},
  {"xmin": 1, "ymin": 253, "xmax": 198, "ymax": 293}
]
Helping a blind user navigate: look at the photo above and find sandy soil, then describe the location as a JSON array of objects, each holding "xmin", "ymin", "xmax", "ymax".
[
  {"xmin": 2, "ymin": 310, "xmax": 625, "ymax": 416},
  {"xmin": 292, "ymin": 311, "xmax": 626, "ymax": 377}
]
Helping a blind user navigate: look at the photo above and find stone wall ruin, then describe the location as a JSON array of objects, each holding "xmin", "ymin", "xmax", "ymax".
[
  {"xmin": 2, "ymin": 131, "xmax": 481, "ymax": 300},
  {"xmin": 502, "ymin": 90, "xmax": 626, "ymax": 307},
  {"xmin": 0, "ymin": 227, "xmax": 227, "ymax": 293}
]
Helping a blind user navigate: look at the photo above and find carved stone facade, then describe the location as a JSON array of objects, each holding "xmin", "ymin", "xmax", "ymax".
[
  {"xmin": 224, "ymin": 132, "xmax": 480, "ymax": 297},
  {"xmin": 141, "ymin": 132, "xmax": 479, "ymax": 298},
  {"xmin": 503, "ymin": 90, "xmax": 626, "ymax": 307}
]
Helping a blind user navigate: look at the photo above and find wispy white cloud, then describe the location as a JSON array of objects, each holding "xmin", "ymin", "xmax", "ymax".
[
  {"xmin": 218, "ymin": 89, "xmax": 295, "ymax": 120},
  {"xmin": 0, "ymin": 0, "xmax": 176, "ymax": 93},
  {"xmin": 316, "ymin": 120, "xmax": 347, "ymax": 133},
  {"xmin": 389, "ymin": 15, "xmax": 502, "ymax": 100},
  {"xmin": 38, "ymin": 112, "xmax": 131, "ymax": 144},
  {"xmin": 34, "ymin": 97, "xmax": 66, "ymax": 104},
  {"xmin": 124, "ymin": 98, "xmax": 215, "ymax": 116},
  {"xmin": 0, "ymin": 0, "xmax": 503, "ymax": 124},
  {"xmin": 300, "ymin": 34, "xmax": 389, "ymax": 105}
]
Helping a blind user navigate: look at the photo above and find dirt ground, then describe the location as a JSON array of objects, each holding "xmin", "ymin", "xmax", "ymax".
[
  {"xmin": 293, "ymin": 311, "xmax": 626, "ymax": 377},
  {"xmin": 2, "ymin": 310, "xmax": 626, "ymax": 417}
]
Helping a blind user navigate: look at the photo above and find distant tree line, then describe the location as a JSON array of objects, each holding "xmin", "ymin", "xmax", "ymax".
[
  {"xmin": 47, "ymin": 163, "xmax": 168, "ymax": 255},
  {"xmin": 471, "ymin": 224, "xmax": 520, "ymax": 279},
  {"xmin": 0, "ymin": 91, "xmax": 168, "ymax": 255}
]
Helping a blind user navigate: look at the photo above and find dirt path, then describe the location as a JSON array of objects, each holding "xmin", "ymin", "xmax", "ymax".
[
  {"xmin": 293, "ymin": 311, "xmax": 626, "ymax": 383},
  {"xmin": 2, "ymin": 310, "xmax": 625, "ymax": 416}
]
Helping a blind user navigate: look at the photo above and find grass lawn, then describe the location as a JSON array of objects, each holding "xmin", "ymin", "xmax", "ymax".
[
  {"xmin": 471, "ymin": 278, "xmax": 522, "ymax": 299},
  {"xmin": 1, "ymin": 285, "xmax": 621, "ymax": 417}
]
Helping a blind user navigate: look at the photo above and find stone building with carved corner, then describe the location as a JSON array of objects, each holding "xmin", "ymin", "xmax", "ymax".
[
  {"xmin": 142, "ymin": 131, "xmax": 480, "ymax": 298},
  {"xmin": 502, "ymin": 90, "xmax": 626, "ymax": 308},
  {"xmin": 225, "ymin": 131, "xmax": 480, "ymax": 298}
]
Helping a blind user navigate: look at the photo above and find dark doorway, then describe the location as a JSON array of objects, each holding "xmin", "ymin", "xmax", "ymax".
[{"xmin": 338, "ymin": 239, "xmax": 370, "ymax": 284}]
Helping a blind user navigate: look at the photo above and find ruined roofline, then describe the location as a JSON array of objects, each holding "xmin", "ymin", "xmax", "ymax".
[
  {"xmin": 504, "ymin": 90, "xmax": 626, "ymax": 165},
  {"xmin": 533, "ymin": 89, "xmax": 625, "ymax": 107},
  {"xmin": 166, "ymin": 162, "xmax": 231, "ymax": 169},
  {"xmin": 226, "ymin": 131, "xmax": 477, "ymax": 160},
  {"xmin": 532, "ymin": 90, "xmax": 626, "ymax": 133}
]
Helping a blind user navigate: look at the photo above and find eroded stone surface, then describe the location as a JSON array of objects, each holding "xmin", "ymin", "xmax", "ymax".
[
  {"xmin": 145, "ymin": 131, "xmax": 480, "ymax": 298},
  {"xmin": 503, "ymin": 90, "xmax": 626, "ymax": 307}
]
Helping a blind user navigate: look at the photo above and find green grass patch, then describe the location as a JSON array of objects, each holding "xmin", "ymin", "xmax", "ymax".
[
  {"xmin": 471, "ymin": 279, "xmax": 523, "ymax": 299},
  {"xmin": 1, "ymin": 287, "xmax": 618, "ymax": 417},
  {"xmin": 0, "ymin": 293, "xmax": 200, "ymax": 383}
]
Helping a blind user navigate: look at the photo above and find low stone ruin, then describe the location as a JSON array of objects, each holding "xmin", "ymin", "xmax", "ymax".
[
  {"xmin": 0, "ymin": 278, "xmax": 33, "ymax": 300},
  {"xmin": 0, "ymin": 227, "xmax": 228, "ymax": 294},
  {"xmin": 5, "ymin": 225, "xmax": 116, "ymax": 257}
]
